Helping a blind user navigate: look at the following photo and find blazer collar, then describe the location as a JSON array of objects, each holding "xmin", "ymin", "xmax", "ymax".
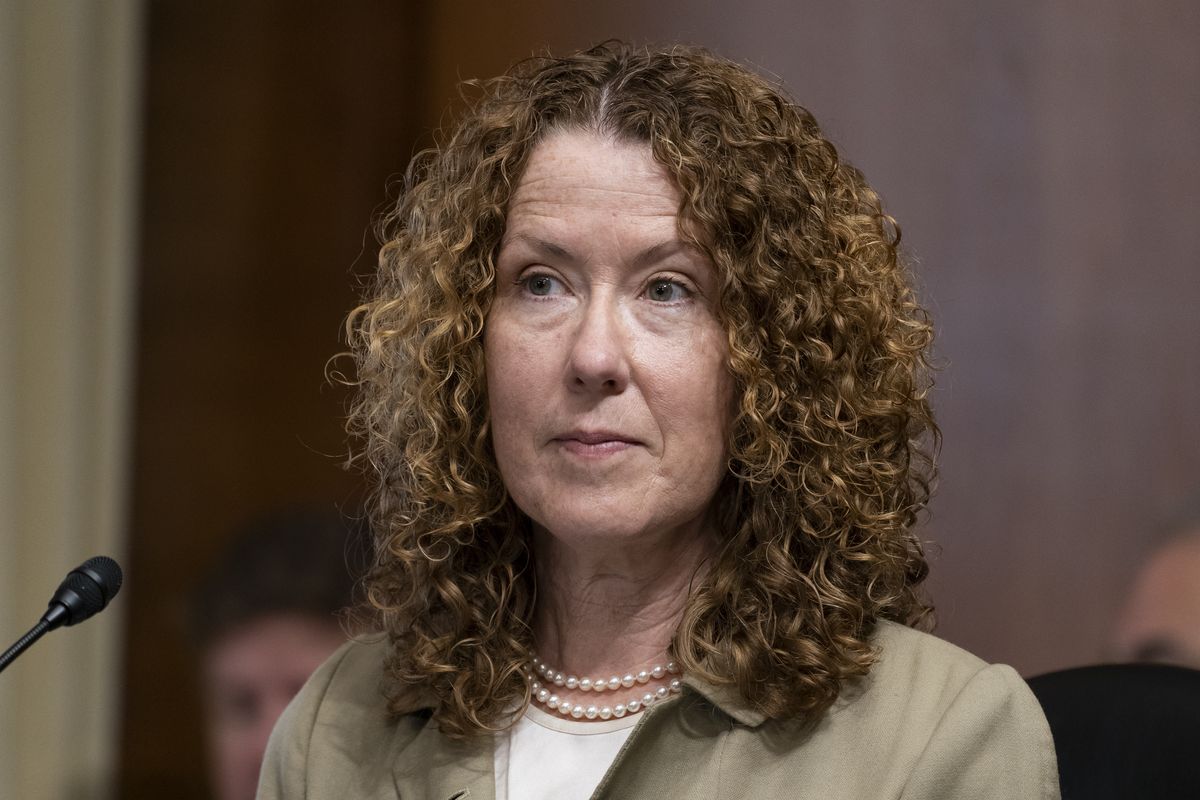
[
  {"xmin": 681, "ymin": 673, "xmax": 768, "ymax": 727},
  {"xmin": 385, "ymin": 675, "xmax": 765, "ymax": 799}
]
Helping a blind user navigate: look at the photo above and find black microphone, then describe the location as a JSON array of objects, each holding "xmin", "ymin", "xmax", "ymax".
[{"xmin": 0, "ymin": 556, "xmax": 124, "ymax": 674}]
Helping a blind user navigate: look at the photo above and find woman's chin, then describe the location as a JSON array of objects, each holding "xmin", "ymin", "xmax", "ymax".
[
  {"xmin": 534, "ymin": 516, "xmax": 655, "ymax": 546},
  {"xmin": 529, "ymin": 505, "xmax": 711, "ymax": 552}
]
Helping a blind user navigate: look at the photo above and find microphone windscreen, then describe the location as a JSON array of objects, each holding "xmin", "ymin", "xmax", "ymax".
[
  {"xmin": 77, "ymin": 555, "xmax": 123, "ymax": 602},
  {"xmin": 59, "ymin": 570, "xmax": 106, "ymax": 618},
  {"xmin": 44, "ymin": 555, "xmax": 125, "ymax": 627}
]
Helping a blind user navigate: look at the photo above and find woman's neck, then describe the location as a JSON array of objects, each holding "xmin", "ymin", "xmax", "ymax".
[{"xmin": 531, "ymin": 520, "xmax": 716, "ymax": 675}]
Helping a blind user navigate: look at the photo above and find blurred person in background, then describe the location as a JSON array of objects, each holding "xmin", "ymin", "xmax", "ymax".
[
  {"xmin": 1112, "ymin": 511, "xmax": 1200, "ymax": 669},
  {"xmin": 189, "ymin": 508, "xmax": 367, "ymax": 800}
]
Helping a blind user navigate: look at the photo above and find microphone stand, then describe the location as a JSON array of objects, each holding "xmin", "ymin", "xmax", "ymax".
[
  {"xmin": 0, "ymin": 555, "xmax": 123, "ymax": 675},
  {"xmin": 0, "ymin": 619, "xmax": 52, "ymax": 674}
]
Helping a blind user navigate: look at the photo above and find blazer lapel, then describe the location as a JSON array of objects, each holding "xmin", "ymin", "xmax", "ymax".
[{"xmin": 391, "ymin": 714, "xmax": 496, "ymax": 800}]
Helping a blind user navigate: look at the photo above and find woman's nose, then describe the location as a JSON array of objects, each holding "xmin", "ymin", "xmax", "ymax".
[{"xmin": 566, "ymin": 298, "xmax": 630, "ymax": 394}]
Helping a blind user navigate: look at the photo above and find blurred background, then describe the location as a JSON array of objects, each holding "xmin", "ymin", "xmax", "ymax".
[{"xmin": 1, "ymin": 1, "xmax": 1197, "ymax": 798}]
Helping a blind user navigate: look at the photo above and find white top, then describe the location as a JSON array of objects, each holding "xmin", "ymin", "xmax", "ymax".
[{"xmin": 494, "ymin": 704, "xmax": 639, "ymax": 800}]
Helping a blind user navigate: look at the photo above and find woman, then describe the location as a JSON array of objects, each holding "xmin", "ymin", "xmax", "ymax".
[{"xmin": 259, "ymin": 43, "xmax": 1059, "ymax": 799}]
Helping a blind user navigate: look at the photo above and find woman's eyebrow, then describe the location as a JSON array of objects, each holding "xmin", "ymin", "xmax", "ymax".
[
  {"xmin": 633, "ymin": 240, "xmax": 695, "ymax": 268},
  {"xmin": 501, "ymin": 233, "xmax": 695, "ymax": 269},
  {"xmin": 499, "ymin": 233, "xmax": 578, "ymax": 263}
]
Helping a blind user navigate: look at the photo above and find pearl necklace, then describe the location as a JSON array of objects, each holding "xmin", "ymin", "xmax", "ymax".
[{"xmin": 527, "ymin": 655, "xmax": 683, "ymax": 720}]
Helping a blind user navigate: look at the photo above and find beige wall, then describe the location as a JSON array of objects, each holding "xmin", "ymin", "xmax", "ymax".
[{"xmin": 0, "ymin": 2, "xmax": 142, "ymax": 799}]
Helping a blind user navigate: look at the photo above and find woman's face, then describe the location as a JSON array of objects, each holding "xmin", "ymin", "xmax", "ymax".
[{"xmin": 485, "ymin": 130, "xmax": 733, "ymax": 546}]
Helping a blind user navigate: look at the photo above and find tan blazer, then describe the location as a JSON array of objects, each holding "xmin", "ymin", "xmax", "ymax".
[{"xmin": 258, "ymin": 620, "xmax": 1059, "ymax": 799}]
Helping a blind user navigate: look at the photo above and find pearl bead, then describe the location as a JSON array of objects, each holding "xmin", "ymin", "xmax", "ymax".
[{"xmin": 529, "ymin": 653, "xmax": 681, "ymax": 722}]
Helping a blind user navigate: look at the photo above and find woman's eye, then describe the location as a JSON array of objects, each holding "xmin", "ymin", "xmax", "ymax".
[
  {"xmin": 646, "ymin": 279, "xmax": 690, "ymax": 302},
  {"xmin": 522, "ymin": 274, "xmax": 561, "ymax": 296}
]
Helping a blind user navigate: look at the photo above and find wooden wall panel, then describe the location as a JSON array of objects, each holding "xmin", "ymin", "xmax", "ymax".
[
  {"xmin": 123, "ymin": 4, "xmax": 1200, "ymax": 793},
  {"xmin": 119, "ymin": 3, "xmax": 425, "ymax": 796},
  {"xmin": 420, "ymin": 0, "xmax": 1200, "ymax": 674}
]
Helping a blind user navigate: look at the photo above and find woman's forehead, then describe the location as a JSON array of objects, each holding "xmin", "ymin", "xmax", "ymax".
[
  {"xmin": 508, "ymin": 130, "xmax": 677, "ymax": 211},
  {"xmin": 501, "ymin": 131, "xmax": 684, "ymax": 254}
]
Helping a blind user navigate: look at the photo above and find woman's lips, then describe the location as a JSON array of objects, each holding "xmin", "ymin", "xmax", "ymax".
[{"xmin": 554, "ymin": 430, "xmax": 640, "ymax": 457}]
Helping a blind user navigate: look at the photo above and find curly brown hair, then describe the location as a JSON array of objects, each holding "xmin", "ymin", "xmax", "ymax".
[{"xmin": 347, "ymin": 42, "xmax": 938, "ymax": 738}]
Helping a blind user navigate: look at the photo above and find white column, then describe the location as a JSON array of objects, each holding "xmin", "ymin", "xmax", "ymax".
[{"xmin": 0, "ymin": 2, "xmax": 142, "ymax": 798}]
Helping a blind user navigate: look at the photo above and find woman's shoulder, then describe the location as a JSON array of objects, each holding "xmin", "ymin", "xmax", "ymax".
[
  {"xmin": 257, "ymin": 634, "xmax": 432, "ymax": 799},
  {"xmin": 837, "ymin": 620, "xmax": 1040, "ymax": 731},
  {"xmin": 290, "ymin": 632, "xmax": 411, "ymax": 723},
  {"xmin": 866, "ymin": 619, "xmax": 997, "ymax": 696},
  {"xmin": 808, "ymin": 620, "xmax": 1059, "ymax": 798},
  {"xmin": 608, "ymin": 622, "xmax": 1060, "ymax": 799},
  {"xmin": 309, "ymin": 633, "xmax": 398, "ymax": 706},
  {"xmin": 665, "ymin": 621, "xmax": 1058, "ymax": 799}
]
